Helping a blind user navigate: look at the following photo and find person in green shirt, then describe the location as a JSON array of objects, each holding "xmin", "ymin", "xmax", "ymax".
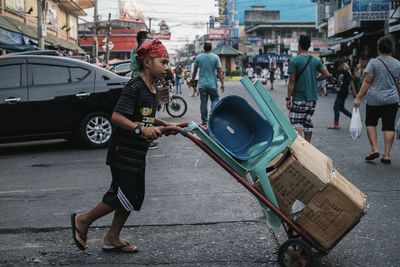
[
  {"xmin": 130, "ymin": 31, "xmax": 149, "ymax": 79},
  {"xmin": 286, "ymin": 35, "xmax": 330, "ymax": 142}
]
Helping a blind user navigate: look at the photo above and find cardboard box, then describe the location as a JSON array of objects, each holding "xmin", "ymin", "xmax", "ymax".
[
  {"xmin": 296, "ymin": 170, "xmax": 367, "ymax": 249},
  {"xmin": 268, "ymin": 136, "xmax": 333, "ymax": 216},
  {"xmin": 253, "ymin": 136, "xmax": 367, "ymax": 250}
]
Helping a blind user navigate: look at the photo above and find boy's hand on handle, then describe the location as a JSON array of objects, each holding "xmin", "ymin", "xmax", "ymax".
[
  {"xmin": 163, "ymin": 122, "xmax": 187, "ymax": 136},
  {"xmin": 141, "ymin": 126, "xmax": 164, "ymax": 140}
]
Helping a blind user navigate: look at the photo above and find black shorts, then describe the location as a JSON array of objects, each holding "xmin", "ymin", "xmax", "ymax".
[
  {"xmin": 365, "ymin": 103, "xmax": 398, "ymax": 131},
  {"xmin": 102, "ymin": 167, "xmax": 145, "ymax": 212}
]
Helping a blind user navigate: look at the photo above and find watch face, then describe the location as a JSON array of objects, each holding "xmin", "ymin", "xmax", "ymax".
[{"xmin": 135, "ymin": 128, "xmax": 141, "ymax": 134}]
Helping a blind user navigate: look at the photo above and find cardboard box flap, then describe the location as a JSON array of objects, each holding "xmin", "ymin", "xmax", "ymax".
[
  {"xmin": 330, "ymin": 170, "xmax": 368, "ymax": 212},
  {"xmin": 290, "ymin": 136, "xmax": 333, "ymax": 184}
]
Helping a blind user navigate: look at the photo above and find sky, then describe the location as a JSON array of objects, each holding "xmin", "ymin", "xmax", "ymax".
[{"xmin": 81, "ymin": 0, "xmax": 218, "ymax": 53}]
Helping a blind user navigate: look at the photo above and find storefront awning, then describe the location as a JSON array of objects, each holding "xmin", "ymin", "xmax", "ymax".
[
  {"xmin": 328, "ymin": 32, "xmax": 364, "ymax": 46},
  {"xmin": 0, "ymin": 41, "xmax": 39, "ymax": 52},
  {"xmin": 0, "ymin": 16, "xmax": 85, "ymax": 53}
]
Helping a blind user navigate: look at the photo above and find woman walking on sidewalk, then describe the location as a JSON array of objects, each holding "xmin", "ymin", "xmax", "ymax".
[{"xmin": 354, "ymin": 37, "xmax": 400, "ymax": 164}]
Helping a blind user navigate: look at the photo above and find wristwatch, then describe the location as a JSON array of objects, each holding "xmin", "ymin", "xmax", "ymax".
[
  {"xmin": 285, "ymin": 97, "xmax": 291, "ymax": 101},
  {"xmin": 134, "ymin": 124, "xmax": 142, "ymax": 136}
]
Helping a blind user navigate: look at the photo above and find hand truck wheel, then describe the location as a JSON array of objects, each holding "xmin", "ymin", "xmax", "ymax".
[{"xmin": 278, "ymin": 239, "xmax": 313, "ymax": 267}]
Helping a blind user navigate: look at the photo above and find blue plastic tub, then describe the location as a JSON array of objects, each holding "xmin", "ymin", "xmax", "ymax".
[{"xmin": 208, "ymin": 95, "xmax": 274, "ymax": 160}]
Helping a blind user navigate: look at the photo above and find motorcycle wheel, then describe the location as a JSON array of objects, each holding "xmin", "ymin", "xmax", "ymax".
[{"xmin": 166, "ymin": 95, "xmax": 187, "ymax": 117}]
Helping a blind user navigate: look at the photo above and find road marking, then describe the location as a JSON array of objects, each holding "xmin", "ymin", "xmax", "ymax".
[
  {"xmin": 0, "ymin": 187, "xmax": 85, "ymax": 195},
  {"xmin": 195, "ymin": 159, "xmax": 199, "ymax": 168},
  {"xmin": 0, "ymin": 243, "xmax": 41, "ymax": 251},
  {"xmin": 147, "ymin": 154, "xmax": 167, "ymax": 158}
]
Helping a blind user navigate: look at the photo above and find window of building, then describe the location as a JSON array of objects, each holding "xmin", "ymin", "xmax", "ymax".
[
  {"xmin": 5, "ymin": 0, "xmax": 25, "ymax": 13},
  {"xmin": 31, "ymin": 65, "xmax": 70, "ymax": 86},
  {"xmin": 0, "ymin": 64, "xmax": 21, "ymax": 89}
]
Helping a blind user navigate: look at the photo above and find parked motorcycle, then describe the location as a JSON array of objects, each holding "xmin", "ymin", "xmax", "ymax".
[{"xmin": 157, "ymin": 80, "xmax": 187, "ymax": 118}]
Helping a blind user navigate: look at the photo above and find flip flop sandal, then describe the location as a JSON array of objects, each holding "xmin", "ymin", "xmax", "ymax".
[
  {"xmin": 102, "ymin": 241, "xmax": 139, "ymax": 253},
  {"xmin": 381, "ymin": 158, "xmax": 391, "ymax": 164},
  {"xmin": 365, "ymin": 152, "xmax": 380, "ymax": 161},
  {"xmin": 327, "ymin": 126, "xmax": 341, "ymax": 129},
  {"xmin": 70, "ymin": 213, "xmax": 87, "ymax": 251}
]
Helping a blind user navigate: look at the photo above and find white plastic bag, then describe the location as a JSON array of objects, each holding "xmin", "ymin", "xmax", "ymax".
[{"xmin": 350, "ymin": 107, "xmax": 363, "ymax": 139}]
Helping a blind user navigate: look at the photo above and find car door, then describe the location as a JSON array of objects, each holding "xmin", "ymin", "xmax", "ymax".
[
  {"xmin": 27, "ymin": 57, "xmax": 95, "ymax": 135},
  {"xmin": 0, "ymin": 58, "xmax": 30, "ymax": 138}
]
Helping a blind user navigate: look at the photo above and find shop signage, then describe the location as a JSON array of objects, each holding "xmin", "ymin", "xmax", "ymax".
[
  {"xmin": 334, "ymin": 4, "xmax": 358, "ymax": 34},
  {"xmin": 208, "ymin": 27, "xmax": 229, "ymax": 40},
  {"xmin": 215, "ymin": 16, "xmax": 227, "ymax": 23},
  {"xmin": 218, "ymin": 0, "xmax": 227, "ymax": 16},
  {"xmin": 312, "ymin": 39, "xmax": 328, "ymax": 49},
  {"xmin": 328, "ymin": 17, "xmax": 335, "ymax": 37},
  {"xmin": 352, "ymin": 0, "xmax": 390, "ymax": 21},
  {"xmin": 255, "ymin": 53, "xmax": 289, "ymax": 63},
  {"xmin": 247, "ymin": 36, "xmax": 263, "ymax": 46}
]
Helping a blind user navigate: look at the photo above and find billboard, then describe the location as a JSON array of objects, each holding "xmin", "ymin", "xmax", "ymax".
[
  {"xmin": 218, "ymin": 0, "xmax": 227, "ymax": 16},
  {"xmin": 328, "ymin": 17, "xmax": 335, "ymax": 37},
  {"xmin": 208, "ymin": 27, "xmax": 229, "ymax": 40},
  {"xmin": 352, "ymin": 0, "xmax": 390, "ymax": 21},
  {"xmin": 119, "ymin": 0, "xmax": 144, "ymax": 22},
  {"xmin": 150, "ymin": 20, "xmax": 171, "ymax": 40}
]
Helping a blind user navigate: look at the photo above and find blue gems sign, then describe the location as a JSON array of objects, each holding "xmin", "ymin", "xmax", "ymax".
[{"xmin": 352, "ymin": 0, "xmax": 390, "ymax": 21}]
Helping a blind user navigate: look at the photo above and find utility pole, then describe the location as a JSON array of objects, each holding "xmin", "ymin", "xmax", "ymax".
[
  {"xmin": 230, "ymin": 0, "xmax": 235, "ymax": 47},
  {"xmin": 148, "ymin": 17, "xmax": 153, "ymax": 32},
  {"xmin": 206, "ymin": 22, "xmax": 209, "ymax": 41},
  {"xmin": 92, "ymin": 0, "xmax": 98, "ymax": 62},
  {"xmin": 105, "ymin": 13, "xmax": 111, "ymax": 65},
  {"xmin": 37, "ymin": 0, "xmax": 45, "ymax": 50}
]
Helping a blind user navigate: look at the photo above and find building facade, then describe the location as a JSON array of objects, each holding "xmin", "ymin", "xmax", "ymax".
[
  {"xmin": 78, "ymin": 20, "xmax": 147, "ymax": 60},
  {"xmin": 241, "ymin": 5, "xmax": 323, "ymax": 68},
  {"xmin": 235, "ymin": 0, "xmax": 316, "ymax": 24},
  {"xmin": 78, "ymin": 0, "xmax": 146, "ymax": 61},
  {"xmin": 313, "ymin": 0, "xmax": 390, "ymax": 67},
  {"xmin": 388, "ymin": 1, "xmax": 400, "ymax": 59},
  {"xmin": 0, "ymin": 0, "xmax": 91, "ymax": 54}
]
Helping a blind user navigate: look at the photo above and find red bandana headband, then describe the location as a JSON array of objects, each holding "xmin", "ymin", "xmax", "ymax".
[{"xmin": 136, "ymin": 39, "xmax": 169, "ymax": 64}]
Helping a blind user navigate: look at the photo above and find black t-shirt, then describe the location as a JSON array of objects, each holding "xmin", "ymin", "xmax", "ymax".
[
  {"xmin": 337, "ymin": 70, "xmax": 353, "ymax": 99},
  {"xmin": 106, "ymin": 77, "xmax": 158, "ymax": 173}
]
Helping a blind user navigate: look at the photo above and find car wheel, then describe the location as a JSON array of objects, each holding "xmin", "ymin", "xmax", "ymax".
[{"xmin": 79, "ymin": 112, "xmax": 112, "ymax": 148}]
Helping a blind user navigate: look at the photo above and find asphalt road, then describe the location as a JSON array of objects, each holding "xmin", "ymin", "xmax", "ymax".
[{"xmin": 0, "ymin": 80, "xmax": 399, "ymax": 266}]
